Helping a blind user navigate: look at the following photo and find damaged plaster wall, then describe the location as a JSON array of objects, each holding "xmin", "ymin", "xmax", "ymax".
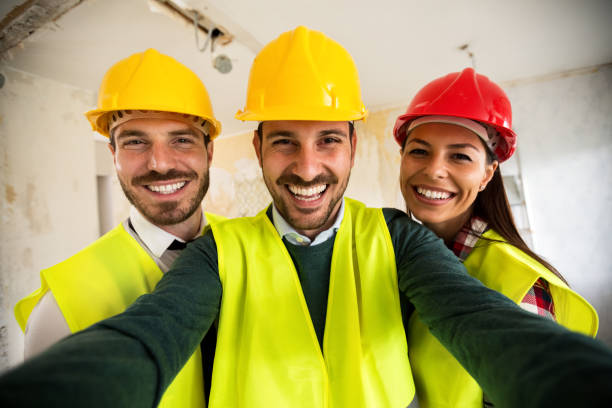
[
  {"xmin": 0, "ymin": 66, "xmax": 98, "ymax": 369},
  {"xmin": 505, "ymin": 65, "xmax": 612, "ymax": 346}
]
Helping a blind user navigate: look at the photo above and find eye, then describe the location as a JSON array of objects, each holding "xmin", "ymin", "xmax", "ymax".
[
  {"xmin": 176, "ymin": 137, "xmax": 194, "ymax": 144},
  {"xmin": 121, "ymin": 139, "xmax": 146, "ymax": 149},
  {"xmin": 451, "ymin": 152, "xmax": 472, "ymax": 162},
  {"xmin": 321, "ymin": 136, "xmax": 341, "ymax": 144},
  {"xmin": 407, "ymin": 148, "xmax": 428, "ymax": 157},
  {"xmin": 272, "ymin": 138, "xmax": 293, "ymax": 146}
]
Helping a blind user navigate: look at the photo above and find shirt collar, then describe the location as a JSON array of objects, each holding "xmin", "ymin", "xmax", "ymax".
[
  {"xmin": 450, "ymin": 215, "xmax": 488, "ymax": 261},
  {"xmin": 129, "ymin": 206, "xmax": 206, "ymax": 257},
  {"xmin": 272, "ymin": 199, "xmax": 345, "ymax": 246}
]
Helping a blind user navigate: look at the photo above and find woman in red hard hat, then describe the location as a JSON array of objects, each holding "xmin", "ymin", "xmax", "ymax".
[{"xmin": 394, "ymin": 68, "xmax": 599, "ymax": 408}]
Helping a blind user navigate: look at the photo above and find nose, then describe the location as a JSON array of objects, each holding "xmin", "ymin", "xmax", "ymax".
[
  {"xmin": 422, "ymin": 153, "xmax": 448, "ymax": 180},
  {"xmin": 147, "ymin": 141, "xmax": 176, "ymax": 173},
  {"xmin": 292, "ymin": 143, "xmax": 321, "ymax": 182}
]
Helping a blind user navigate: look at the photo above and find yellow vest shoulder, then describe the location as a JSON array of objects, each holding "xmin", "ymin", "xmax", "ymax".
[{"xmin": 14, "ymin": 223, "xmax": 205, "ymax": 408}]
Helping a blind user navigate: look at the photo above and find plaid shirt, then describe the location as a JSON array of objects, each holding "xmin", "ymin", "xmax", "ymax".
[
  {"xmin": 451, "ymin": 216, "xmax": 556, "ymax": 407},
  {"xmin": 451, "ymin": 216, "xmax": 556, "ymax": 320}
]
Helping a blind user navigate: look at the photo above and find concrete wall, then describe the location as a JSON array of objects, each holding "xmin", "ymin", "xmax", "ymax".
[
  {"xmin": 0, "ymin": 66, "xmax": 98, "ymax": 369},
  {"xmin": 505, "ymin": 66, "xmax": 612, "ymax": 345}
]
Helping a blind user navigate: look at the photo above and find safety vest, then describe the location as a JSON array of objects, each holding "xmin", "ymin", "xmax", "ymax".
[
  {"xmin": 209, "ymin": 198, "xmax": 414, "ymax": 408},
  {"xmin": 408, "ymin": 229, "xmax": 599, "ymax": 408},
  {"xmin": 14, "ymin": 215, "xmax": 224, "ymax": 408}
]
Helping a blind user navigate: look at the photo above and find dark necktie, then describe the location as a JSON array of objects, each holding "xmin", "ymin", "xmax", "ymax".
[{"xmin": 167, "ymin": 240, "xmax": 187, "ymax": 251}]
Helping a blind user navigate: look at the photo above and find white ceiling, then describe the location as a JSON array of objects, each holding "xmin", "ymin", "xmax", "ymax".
[{"xmin": 2, "ymin": 0, "xmax": 612, "ymax": 136}]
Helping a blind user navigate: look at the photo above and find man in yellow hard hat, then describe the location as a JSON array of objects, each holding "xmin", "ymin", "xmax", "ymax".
[
  {"xmin": 13, "ymin": 48, "xmax": 221, "ymax": 408},
  {"xmin": 3, "ymin": 27, "xmax": 612, "ymax": 408}
]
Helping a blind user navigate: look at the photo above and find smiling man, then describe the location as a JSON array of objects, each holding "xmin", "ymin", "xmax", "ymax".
[
  {"xmin": 13, "ymin": 49, "xmax": 221, "ymax": 408},
  {"xmin": 254, "ymin": 120, "xmax": 353, "ymax": 238}
]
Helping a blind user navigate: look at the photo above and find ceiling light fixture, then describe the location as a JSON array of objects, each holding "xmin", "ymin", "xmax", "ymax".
[{"xmin": 152, "ymin": 0, "xmax": 233, "ymax": 74}]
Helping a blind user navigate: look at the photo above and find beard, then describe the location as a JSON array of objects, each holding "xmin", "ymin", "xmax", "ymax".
[
  {"xmin": 265, "ymin": 168, "xmax": 348, "ymax": 234},
  {"xmin": 119, "ymin": 168, "xmax": 209, "ymax": 226}
]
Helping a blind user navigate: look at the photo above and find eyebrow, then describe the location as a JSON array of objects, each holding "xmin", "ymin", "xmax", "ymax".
[
  {"xmin": 407, "ymin": 138, "xmax": 480, "ymax": 151},
  {"xmin": 265, "ymin": 130, "xmax": 295, "ymax": 139},
  {"xmin": 116, "ymin": 127, "xmax": 198, "ymax": 139},
  {"xmin": 448, "ymin": 143, "xmax": 480, "ymax": 151},
  {"xmin": 265, "ymin": 128, "xmax": 348, "ymax": 139},
  {"xmin": 116, "ymin": 129, "xmax": 147, "ymax": 139},
  {"xmin": 168, "ymin": 128, "xmax": 199, "ymax": 137},
  {"xmin": 319, "ymin": 128, "xmax": 348, "ymax": 138}
]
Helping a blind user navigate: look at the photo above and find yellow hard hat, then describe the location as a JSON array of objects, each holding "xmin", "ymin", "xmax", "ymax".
[
  {"xmin": 85, "ymin": 49, "xmax": 221, "ymax": 138},
  {"xmin": 235, "ymin": 26, "xmax": 367, "ymax": 122}
]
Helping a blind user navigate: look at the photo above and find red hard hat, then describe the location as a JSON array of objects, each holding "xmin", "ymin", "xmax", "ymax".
[{"xmin": 393, "ymin": 68, "xmax": 516, "ymax": 162}]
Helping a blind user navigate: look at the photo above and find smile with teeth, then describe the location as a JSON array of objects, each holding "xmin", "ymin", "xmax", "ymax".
[
  {"xmin": 415, "ymin": 186, "xmax": 453, "ymax": 200},
  {"xmin": 287, "ymin": 184, "xmax": 327, "ymax": 202},
  {"xmin": 146, "ymin": 181, "xmax": 186, "ymax": 195}
]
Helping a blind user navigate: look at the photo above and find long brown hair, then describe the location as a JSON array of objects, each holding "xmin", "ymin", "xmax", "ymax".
[{"xmin": 473, "ymin": 166, "xmax": 569, "ymax": 285}]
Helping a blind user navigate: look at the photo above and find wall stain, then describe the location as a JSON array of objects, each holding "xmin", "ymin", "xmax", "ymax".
[
  {"xmin": 21, "ymin": 248, "xmax": 33, "ymax": 269},
  {"xmin": 4, "ymin": 184, "xmax": 16, "ymax": 204},
  {"xmin": 25, "ymin": 182, "xmax": 51, "ymax": 234}
]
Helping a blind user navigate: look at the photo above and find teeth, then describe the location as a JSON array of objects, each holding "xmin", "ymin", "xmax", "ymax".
[
  {"xmin": 416, "ymin": 187, "xmax": 451, "ymax": 200},
  {"xmin": 147, "ymin": 181, "xmax": 186, "ymax": 195},
  {"xmin": 288, "ymin": 184, "xmax": 327, "ymax": 201}
]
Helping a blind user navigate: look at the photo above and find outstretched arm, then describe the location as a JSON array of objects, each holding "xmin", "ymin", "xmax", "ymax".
[
  {"xmin": 386, "ymin": 208, "xmax": 612, "ymax": 408},
  {"xmin": 0, "ymin": 231, "xmax": 222, "ymax": 407}
]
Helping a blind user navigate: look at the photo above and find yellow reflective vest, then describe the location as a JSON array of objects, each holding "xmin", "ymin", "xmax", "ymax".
[
  {"xmin": 14, "ymin": 217, "xmax": 225, "ymax": 408},
  {"xmin": 408, "ymin": 229, "xmax": 599, "ymax": 408},
  {"xmin": 209, "ymin": 198, "xmax": 414, "ymax": 407}
]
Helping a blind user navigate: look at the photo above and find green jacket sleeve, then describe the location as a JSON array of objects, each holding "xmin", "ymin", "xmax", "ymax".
[
  {"xmin": 385, "ymin": 208, "xmax": 612, "ymax": 408},
  {"xmin": 0, "ymin": 230, "xmax": 222, "ymax": 407}
]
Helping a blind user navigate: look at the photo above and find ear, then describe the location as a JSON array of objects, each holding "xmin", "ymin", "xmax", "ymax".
[
  {"xmin": 481, "ymin": 160, "xmax": 499, "ymax": 189},
  {"xmin": 206, "ymin": 140, "xmax": 214, "ymax": 168},
  {"xmin": 349, "ymin": 128, "xmax": 357, "ymax": 167},
  {"xmin": 252, "ymin": 131, "xmax": 263, "ymax": 168},
  {"xmin": 107, "ymin": 142, "xmax": 117, "ymax": 166}
]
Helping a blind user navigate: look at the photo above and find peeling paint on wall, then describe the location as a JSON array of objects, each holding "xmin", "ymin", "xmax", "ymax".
[
  {"xmin": 1, "ymin": 65, "xmax": 98, "ymax": 369},
  {"xmin": 5, "ymin": 184, "xmax": 16, "ymax": 203},
  {"xmin": 25, "ymin": 181, "xmax": 51, "ymax": 233}
]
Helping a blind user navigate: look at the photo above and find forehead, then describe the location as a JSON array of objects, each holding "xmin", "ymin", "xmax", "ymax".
[
  {"xmin": 408, "ymin": 123, "xmax": 484, "ymax": 146},
  {"xmin": 262, "ymin": 120, "xmax": 350, "ymax": 136},
  {"xmin": 115, "ymin": 118, "xmax": 199, "ymax": 135}
]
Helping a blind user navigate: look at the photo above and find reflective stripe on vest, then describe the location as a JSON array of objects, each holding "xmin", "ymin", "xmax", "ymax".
[
  {"xmin": 14, "ymin": 222, "xmax": 209, "ymax": 408},
  {"xmin": 209, "ymin": 198, "xmax": 414, "ymax": 408},
  {"xmin": 408, "ymin": 229, "xmax": 599, "ymax": 408}
]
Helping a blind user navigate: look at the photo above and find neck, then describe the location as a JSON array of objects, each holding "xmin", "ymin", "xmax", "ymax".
[
  {"xmin": 423, "ymin": 209, "xmax": 472, "ymax": 247},
  {"xmin": 295, "ymin": 200, "xmax": 343, "ymax": 240},
  {"xmin": 159, "ymin": 210, "xmax": 203, "ymax": 241}
]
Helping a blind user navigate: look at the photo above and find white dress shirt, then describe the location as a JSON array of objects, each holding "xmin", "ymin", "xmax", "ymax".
[{"xmin": 271, "ymin": 199, "xmax": 345, "ymax": 246}]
